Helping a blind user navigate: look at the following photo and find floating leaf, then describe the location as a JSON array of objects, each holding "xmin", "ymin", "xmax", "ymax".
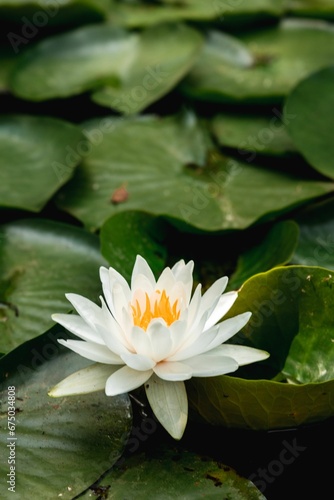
[
  {"xmin": 0, "ymin": 114, "xmax": 84, "ymax": 212},
  {"xmin": 228, "ymin": 220, "xmax": 299, "ymax": 290},
  {"xmin": 0, "ymin": 219, "xmax": 107, "ymax": 353},
  {"xmin": 100, "ymin": 211, "xmax": 168, "ymax": 282},
  {"xmin": 212, "ymin": 111, "xmax": 296, "ymax": 157},
  {"xmin": 188, "ymin": 266, "xmax": 334, "ymax": 429},
  {"xmin": 107, "ymin": 0, "xmax": 283, "ymax": 27},
  {"xmin": 284, "ymin": 65, "xmax": 334, "ymax": 179},
  {"xmin": 0, "ymin": 327, "xmax": 132, "ymax": 499},
  {"xmin": 56, "ymin": 113, "xmax": 334, "ymax": 232},
  {"xmin": 1, "ymin": 0, "xmax": 108, "ymax": 29},
  {"xmin": 182, "ymin": 19, "xmax": 334, "ymax": 104},
  {"xmin": 9, "ymin": 24, "xmax": 137, "ymax": 100},
  {"xmin": 91, "ymin": 23, "xmax": 203, "ymax": 114},
  {"xmin": 9, "ymin": 21, "xmax": 201, "ymax": 111},
  {"xmin": 292, "ymin": 198, "xmax": 334, "ymax": 268},
  {"xmin": 86, "ymin": 443, "xmax": 265, "ymax": 499}
]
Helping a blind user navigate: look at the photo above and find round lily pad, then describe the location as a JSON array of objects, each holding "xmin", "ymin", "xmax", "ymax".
[
  {"xmin": 55, "ymin": 113, "xmax": 334, "ymax": 232},
  {"xmin": 182, "ymin": 19, "xmax": 334, "ymax": 104},
  {"xmin": 211, "ymin": 112, "xmax": 296, "ymax": 156},
  {"xmin": 188, "ymin": 266, "xmax": 334, "ymax": 430},
  {"xmin": 284, "ymin": 65, "xmax": 334, "ymax": 179},
  {"xmin": 0, "ymin": 218, "xmax": 107, "ymax": 353},
  {"xmin": 91, "ymin": 22, "xmax": 203, "ymax": 114},
  {"xmin": 9, "ymin": 23, "xmax": 137, "ymax": 101},
  {"xmin": 0, "ymin": 114, "xmax": 84, "ymax": 212}
]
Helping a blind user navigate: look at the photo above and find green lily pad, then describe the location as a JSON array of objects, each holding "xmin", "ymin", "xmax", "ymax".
[
  {"xmin": 107, "ymin": 0, "xmax": 283, "ymax": 28},
  {"xmin": 0, "ymin": 219, "xmax": 107, "ymax": 353},
  {"xmin": 285, "ymin": 0, "xmax": 334, "ymax": 19},
  {"xmin": 188, "ymin": 266, "xmax": 334, "ymax": 429},
  {"xmin": 0, "ymin": 48, "xmax": 16, "ymax": 92},
  {"xmin": 0, "ymin": 327, "xmax": 132, "ymax": 499},
  {"xmin": 55, "ymin": 113, "xmax": 334, "ymax": 232},
  {"xmin": 211, "ymin": 112, "xmax": 296, "ymax": 157},
  {"xmin": 91, "ymin": 23, "xmax": 203, "ymax": 114},
  {"xmin": 284, "ymin": 65, "xmax": 334, "ymax": 179},
  {"xmin": 9, "ymin": 21, "xmax": 201, "ymax": 109},
  {"xmin": 228, "ymin": 220, "xmax": 299, "ymax": 290},
  {"xmin": 0, "ymin": 0, "xmax": 108, "ymax": 27},
  {"xmin": 0, "ymin": 114, "xmax": 84, "ymax": 212},
  {"xmin": 9, "ymin": 23, "xmax": 137, "ymax": 101},
  {"xmin": 84, "ymin": 443, "xmax": 265, "ymax": 499},
  {"xmin": 100, "ymin": 211, "xmax": 168, "ymax": 282},
  {"xmin": 182, "ymin": 19, "xmax": 334, "ymax": 104},
  {"xmin": 292, "ymin": 197, "xmax": 334, "ymax": 268}
]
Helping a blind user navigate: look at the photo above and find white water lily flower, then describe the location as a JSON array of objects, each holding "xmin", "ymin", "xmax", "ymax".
[{"xmin": 49, "ymin": 256, "xmax": 269, "ymax": 439}]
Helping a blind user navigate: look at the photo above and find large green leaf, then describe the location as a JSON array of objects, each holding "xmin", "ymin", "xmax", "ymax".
[
  {"xmin": 0, "ymin": 219, "xmax": 107, "ymax": 353},
  {"xmin": 100, "ymin": 211, "xmax": 168, "ymax": 282},
  {"xmin": 0, "ymin": 114, "xmax": 84, "ymax": 211},
  {"xmin": 0, "ymin": 327, "xmax": 132, "ymax": 499},
  {"xmin": 0, "ymin": 49, "xmax": 16, "ymax": 92},
  {"xmin": 211, "ymin": 111, "xmax": 296, "ymax": 157},
  {"xmin": 9, "ymin": 24, "xmax": 137, "ymax": 100},
  {"xmin": 56, "ymin": 113, "xmax": 334, "ymax": 232},
  {"xmin": 284, "ymin": 65, "xmax": 334, "ymax": 179},
  {"xmin": 188, "ymin": 266, "xmax": 334, "ymax": 429},
  {"xmin": 91, "ymin": 23, "xmax": 203, "ymax": 114},
  {"xmin": 0, "ymin": 0, "xmax": 108, "ymax": 27},
  {"xmin": 82, "ymin": 443, "xmax": 265, "ymax": 499},
  {"xmin": 182, "ymin": 19, "xmax": 334, "ymax": 104},
  {"xmin": 292, "ymin": 197, "xmax": 334, "ymax": 267},
  {"xmin": 285, "ymin": 0, "xmax": 334, "ymax": 18},
  {"xmin": 107, "ymin": 0, "xmax": 283, "ymax": 27},
  {"xmin": 9, "ymin": 22, "xmax": 201, "ymax": 110},
  {"xmin": 228, "ymin": 220, "xmax": 299, "ymax": 290}
]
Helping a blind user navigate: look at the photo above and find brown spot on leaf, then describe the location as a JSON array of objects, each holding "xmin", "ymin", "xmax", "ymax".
[{"xmin": 111, "ymin": 183, "xmax": 128, "ymax": 204}]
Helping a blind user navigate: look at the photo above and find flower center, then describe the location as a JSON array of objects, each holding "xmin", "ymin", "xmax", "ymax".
[{"xmin": 131, "ymin": 290, "xmax": 180, "ymax": 331}]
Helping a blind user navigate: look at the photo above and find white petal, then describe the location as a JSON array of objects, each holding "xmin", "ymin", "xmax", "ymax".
[
  {"xmin": 145, "ymin": 374, "xmax": 188, "ymax": 440},
  {"xmin": 100, "ymin": 265, "xmax": 130, "ymax": 296},
  {"xmin": 111, "ymin": 282, "xmax": 131, "ymax": 323},
  {"xmin": 168, "ymin": 319, "xmax": 190, "ymax": 354},
  {"xmin": 181, "ymin": 311, "xmax": 252, "ymax": 358},
  {"xmin": 170, "ymin": 259, "xmax": 186, "ymax": 275},
  {"xmin": 98, "ymin": 299, "xmax": 133, "ymax": 354},
  {"xmin": 156, "ymin": 266, "xmax": 176, "ymax": 291},
  {"xmin": 153, "ymin": 361, "xmax": 192, "ymax": 381},
  {"xmin": 183, "ymin": 354, "xmax": 238, "ymax": 377},
  {"xmin": 204, "ymin": 291, "xmax": 238, "ymax": 330},
  {"xmin": 48, "ymin": 363, "xmax": 117, "ymax": 397},
  {"xmin": 213, "ymin": 344, "xmax": 270, "ymax": 365},
  {"xmin": 171, "ymin": 310, "xmax": 209, "ymax": 355},
  {"xmin": 121, "ymin": 352, "xmax": 156, "ymax": 371},
  {"xmin": 168, "ymin": 324, "xmax": 221, "ymax": 362},
  {"xmin": 200, "ymin": 276, "xmax": 228, "ymax": 315},
  {"xmin": 58, "ymin": 339, "xmax": 123, "ymax": 364},
  {"xmin": 100, "ymin": 266, "xmax": 131, "ymax": 313},
  {"xmin": 131, "ymin": 255, "xmax": 156, "ymax": 290},
  {"xmin": 131, "ymin": 275, "xmax": 155, "ymax": 298},
  {"xmin": 212, "ymin": 312, "xmax": 252, "ymax": 344},
  {"xmin": 170, "ymin": 260, "xmax": 194, "ymax": 305},
  {"xmin": 52, "ymin": 313, "xmax": 104, "ymax": 344},
  {"xmin": 129, "ymin": 325, "xmax": 152, "ymax": 357},
  {"xmin": 147, "ymin": 320, "xmax": 173, "ymax": 362},
  {"xmin": 65, "ymin": 293, "xmax": 104, "ymax": 330},
  {"xmin": 105, "ymin": 366, "xmax": 152, "ymax": 395},
  {"xmin": 186, "ymin": 283, "xmax": 202, "ymax": 327}
]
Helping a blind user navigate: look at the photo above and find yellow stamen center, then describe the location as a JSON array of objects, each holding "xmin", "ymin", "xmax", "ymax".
[{"xmin": 131, "ymin": 290, "xmax": 180, "ymax": 331}]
